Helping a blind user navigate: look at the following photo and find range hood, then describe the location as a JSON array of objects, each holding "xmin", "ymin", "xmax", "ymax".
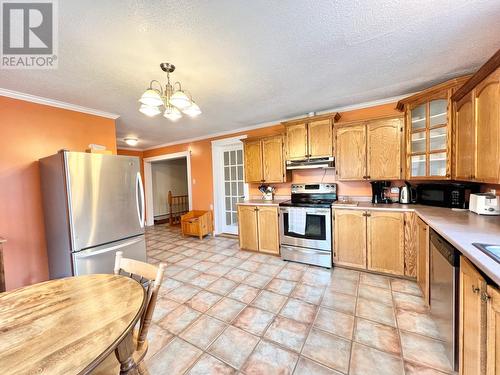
[{"xmin": 286, "ymin": 157, "xmax": 334, "ymax": 170}]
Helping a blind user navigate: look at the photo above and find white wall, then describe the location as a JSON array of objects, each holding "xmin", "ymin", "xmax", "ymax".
[{"xmin": 151, "ymin": 158, "xmax": 188, "ymax": 217}]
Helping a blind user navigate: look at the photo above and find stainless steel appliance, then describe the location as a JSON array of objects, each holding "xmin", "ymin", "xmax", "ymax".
[
  {"xmin": 279, "ymin": 183, "xmax": 337, "ymax": 267},
  {"xmin": 469, "ymin": 193, "xmax": 500, "ymax": 215},
  {"xmin": 417, "ymin": 183, "xmax": 479, "ymax": 209},
  {"xmin": 39, "ymin": 150, "xmax": 146, "ymax": 278},
  {"xmin": 399, "ymin": 181, "xmax": 416, "ymax": 204},
  {"xmin": 371, "ymin": 181, "xmax": 392, "ymax": 204},
  {"xmin": 286, "ymin": 157, "xmax": 334, "ymax": 170},
  {"xmin": 430, "ymin": 229, "xmax": 459, "ymax": 371}
]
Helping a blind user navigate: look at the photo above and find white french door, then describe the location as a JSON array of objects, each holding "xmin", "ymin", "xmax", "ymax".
[{"xmin": 212, "ymin": 137, "xmax": 248, "ymax": 235}]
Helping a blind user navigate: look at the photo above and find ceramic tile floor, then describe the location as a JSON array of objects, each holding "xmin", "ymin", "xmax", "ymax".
[{"xmin": 144, "ymin": 224, "xmax": 456, "ymax": 375}]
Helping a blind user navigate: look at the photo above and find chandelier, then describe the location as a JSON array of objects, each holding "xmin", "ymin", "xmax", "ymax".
[{"xmin": 138, "ymin": 62, "xmax": 201, "ymax": 121}]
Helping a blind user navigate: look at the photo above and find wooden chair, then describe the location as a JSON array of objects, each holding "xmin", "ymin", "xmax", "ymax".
[{"xmin": 92, "ymin": 252, "xmax": 166, "ymax": 375}]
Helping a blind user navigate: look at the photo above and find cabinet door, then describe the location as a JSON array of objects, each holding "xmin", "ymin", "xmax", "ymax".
[
  {"xmin": 367, "ymin": 117, "xmax": 402, "ymax": 180},
  {"xmin": 455, "ymin": 93, "xmax": 475, "ymax": 181},
  {"xmin": 257, "ymin": 206, "xmax": 280, "ymax": 255},
  {"xmin": 475, "ymin": 69, "xmax": 500, "ymax": 183},
  {"xmin": 487, "ymin": 285, "xmax": 500, "ymax": 375},
  {"xmin": 244, "ymin": 140, "xmax": 263, "ymax": 183},
  {"xmin": 367, "ymin": 211, "xmax": 404, "ymax": 275},
  {"xmin": 333, "ymin": 209, "xmax": 366, "ymax": 269},
  {"xmin": 403, "ymin": 212, "xmax": 417, "ymax": 278},
  {"xmin": 459, "ymin": 256, "xmax": 487, "ymax": 375},
  {"xmin": 416, "ymin": 218, "xmax": 430, "ymax": 305},
  {"xmin": 237, "ymin": 205, "xmax": 259, "ymax": 251},
  {"xmin": 286, "ymin": 123, "xmax": 308, "ymax": 160},
  {"xmin": 308, "ymin": 119, "xmax": 333, "ymax": 158},
  {"xmin": 336, "ymin": 124, "xmax": 367, "ymax": 180},
  {"xmin": 262, "ymin": 135, "xmax": 285, "ymax": 183}
]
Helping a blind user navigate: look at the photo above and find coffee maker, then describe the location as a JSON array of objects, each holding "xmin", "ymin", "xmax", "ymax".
[{"xmin": 371, "ymin": 181, "xmax": 392, "ymax": 204}]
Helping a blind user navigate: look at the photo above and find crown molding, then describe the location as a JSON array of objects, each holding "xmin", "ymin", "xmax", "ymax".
[
  {"xmin": 140, "ymin": 92, "xmax": 415, "ymax": 151},
  {"xmin": 0, "ymin": 88, "xmax": 120, "ymax": 119}
]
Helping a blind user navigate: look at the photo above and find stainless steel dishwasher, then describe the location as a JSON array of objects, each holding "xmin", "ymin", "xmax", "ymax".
[{"xmin": 430, "ymin": 229, "xmax": 459, "ymax": 371}]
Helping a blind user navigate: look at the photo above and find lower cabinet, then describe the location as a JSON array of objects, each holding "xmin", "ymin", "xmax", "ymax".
[
  {"xmin": 333, "ymin": 210, "xmax": 366, "ymax": 269},
  {"xmin": 417, "ymin": 217, "xmax": 430, "ymax": 305},
  {"xmin": 458, "ymin": 256, "xmax": 500, "ymax": 375},
  {"xmin": 237, "ymin": 205, "xmax": 279, "ymax": 255},
  {"xmin": 333, "ymin": 209, "xmax": 406, "ymax": 276},
  {"xmin": 367, "ymin": 211, "xmax": 405, "ymax": 275}
]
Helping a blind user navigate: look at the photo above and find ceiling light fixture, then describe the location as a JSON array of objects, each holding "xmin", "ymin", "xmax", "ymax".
[
  {"xmin": 139, "ymin": 63, "xmax": 201, "ymax": 121},
  {"xmin": 124, "ymin": 137, "xmax": 139, "ymax": 146}
]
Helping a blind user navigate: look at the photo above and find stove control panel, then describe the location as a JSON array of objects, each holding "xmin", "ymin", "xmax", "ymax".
[{"xmin": 291, "ymin": 183, "xmax": 337, "ymax": 194}]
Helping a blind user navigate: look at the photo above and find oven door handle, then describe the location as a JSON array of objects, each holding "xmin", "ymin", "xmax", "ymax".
[{"xmin": 279, "ymin": 207, "xmax": 331, "ymax": 215}]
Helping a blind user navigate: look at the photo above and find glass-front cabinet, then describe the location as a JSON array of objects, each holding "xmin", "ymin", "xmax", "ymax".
[{"xmin": 398, "ymin": 76, "xmax": 470, "ymax": 180}]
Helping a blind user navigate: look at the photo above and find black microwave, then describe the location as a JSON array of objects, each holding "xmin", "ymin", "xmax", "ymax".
[{"xmin": 416, "ymin": 183, "xmax": 479, "ymax": 208}]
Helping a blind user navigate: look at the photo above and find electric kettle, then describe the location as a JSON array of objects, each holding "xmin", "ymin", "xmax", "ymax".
[{"xmin": 399, "ymin": 182, "xmax": 411, "ymax": 204}]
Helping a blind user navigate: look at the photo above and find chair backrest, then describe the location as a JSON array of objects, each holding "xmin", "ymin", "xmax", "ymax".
[{"xmin": 114, "ymin": 251, "xmax": 166, "ymax": 350}]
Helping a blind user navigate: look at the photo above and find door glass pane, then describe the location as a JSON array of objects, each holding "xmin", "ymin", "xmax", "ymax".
[
  {"xmin": 222, "ymin": 148, "xmax": 245, "ymax": 231},
  {"xmin": 411, "ymin": 132, "xmax": 426, "ymax": 153},
  {"xmin": 430, "ymin": 152, "xmax": 447, "ymax": 176},
  {"xmin": 430, "ymin": 127, "xmax": 447, "ymax": 151},
  {"xmin": 411, "ymin": 104, "xmax": 426, "ymax": 130},
  {"xmin": 430, "ymin": 99, "xmax": 447, "ymax": 127},
  {"xmin": 411, "ymin": 155, "xmax": 426, "ymax": 177}
]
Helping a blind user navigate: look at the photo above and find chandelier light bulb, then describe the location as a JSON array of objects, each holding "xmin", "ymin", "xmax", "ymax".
[
  {"xmin": 164, "ymin": 106, "xmax": 182, "ymax": 121},
  {"xmin": 169, "ymin": 90, "xmax": 192, "ymax": 110},
  {"xmin": 139, "ymin": 89, "xmax": 163, "ymax": 107},
  {"xmin": 183, "ymin": 101, "xmax": 202, "ymax": 117},
  {"xmin": 139, "ymin": 104, "xmax": 161, "ymax": 117}
]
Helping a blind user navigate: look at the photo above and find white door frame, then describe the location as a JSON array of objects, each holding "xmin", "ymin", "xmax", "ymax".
[
  {"xmin": 143, "ymin": 151, "xmax": 192, "ymax": 226},
  {"xmin": 211, "ymin": 135, "xmax": 248, "ymax": 235}
]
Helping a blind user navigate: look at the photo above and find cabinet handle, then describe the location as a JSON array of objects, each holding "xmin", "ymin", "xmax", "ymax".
[
  {"xmin": 472, "ymin": 285, "xmax": 480, "ymax": 294},
  {"xmin": 366, "ymin": 175, "xmax": 371, "ymax": 179},
  {"xmin": 481, "ymin": 291, "xmax": 491, "ymax": 303},
  {"xmin": 446, "ymin": 174, "xmax": 451, "ymax": 178}
]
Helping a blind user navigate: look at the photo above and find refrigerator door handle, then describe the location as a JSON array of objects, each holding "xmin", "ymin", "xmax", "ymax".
[
  {"xmin": 136, "ymin": 172, "xmax": 145, "ymax": 228},
  {"xmin": 74, "ymin": 237, "xmax": 143, "ymax": 259}
]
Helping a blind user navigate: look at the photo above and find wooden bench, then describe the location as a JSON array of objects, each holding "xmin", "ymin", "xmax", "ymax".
[{"xmin": 181, "ymin": 211, "xmax": 214, "ymax": 240}]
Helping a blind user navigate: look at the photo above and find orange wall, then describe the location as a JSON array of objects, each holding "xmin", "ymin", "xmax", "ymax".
[
  {"xmin": 0, "ymin": 96, "xmax": 117, "ymax": 290},
  {"xmin": 139, "ymin": 103, "xmax": 401, "ymax": 211}
]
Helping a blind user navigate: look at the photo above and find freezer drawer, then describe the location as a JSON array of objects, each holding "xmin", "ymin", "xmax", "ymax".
[{"xmin": 73, "ymin": 235, "xmax": 146, "ymax": 276}]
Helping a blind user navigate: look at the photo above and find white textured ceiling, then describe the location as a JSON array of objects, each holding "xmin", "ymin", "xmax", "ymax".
[{"xmin": 1, "ymin": 0, "xmax": 499, "ymax": 149}]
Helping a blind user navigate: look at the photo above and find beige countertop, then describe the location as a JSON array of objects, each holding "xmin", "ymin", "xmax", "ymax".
[
  {"xmin": 332, "ymin": 202, "xmax": 500, "ymax": 285},
  {"xmin": 237, "ymin": 198, "xmax": 290, "ymax": 207}
]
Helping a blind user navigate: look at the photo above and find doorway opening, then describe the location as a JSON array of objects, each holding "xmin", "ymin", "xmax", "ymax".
[
  {"xmin": 144, "ymin": 151, "xmax": 192, "ymax": 227},
  {"xmin": 212, "ymin": 136, "xmax": 249, "ymax": 235}
]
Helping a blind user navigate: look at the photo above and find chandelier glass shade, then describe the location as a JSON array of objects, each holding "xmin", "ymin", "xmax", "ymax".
[{"xmin": 139, "ymin": 63, "xmax": 201, "ymax": 121}]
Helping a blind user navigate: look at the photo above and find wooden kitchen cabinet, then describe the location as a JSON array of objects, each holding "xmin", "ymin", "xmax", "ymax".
[
  {"xmin": 454, "ymin": 92, "xmax": 475, "ymax": 181},
  {"xmin": 308, "ymin": 119, "xmax": 333, "ymax": 158},
  {"xmin": 237, "ymin": 205, "xmax": 259, "ymax": 251},
  {"xmin": 285, "ymin": 123, "xmax": 308, "ymax": 160},
  {"xmin": 333, "ymin": 209, "xmax": 366, "ymax": 269},
  {"xmin": 367, "ymin": 211, "xmax": 405, "ymax": 276},
  {"xmin": 367, "ymin": 117, "xmax": 403, "ymax": 180},
  {"xmin": 487, "ymin": 285, "xmax": 500, "ymax": 375},
  {"xmin": 243, "ymin": 135, "xmax": 286, "ymax": 183},
  {"xmin": 474, "ymin": 68, "xmax": 500, "ymax": 183},
  {"xmin": 459, "ymin": 256, "xmax": 487, "ymax": 375},
  {"xmin": 283, "ymin": 113, "xmax": 340, "ymax": 160},
  {"xmin": 403, "ymin": 212, "xmax": 417, "ymax": 278},
  {"xmin": 256, "ymin": 206, "xmax": 280, "ymax": 255},
  {"xmin": 397, "ymin": 76, "xmax": 470, "ymax": 180},
  {"xmin": 335, "ymin": 116, "xmax": 403, "ymax": 181},
  {"xmin": 416, "ymin": 217, "xmax": 430, "ymax": 305},
  {"xmin": 237, "ymin": 205, "xmax": 279, "ymax": 255},
  {"xmin": 336, "ymin": 123, "xmax": 366, "ymax": 180}
]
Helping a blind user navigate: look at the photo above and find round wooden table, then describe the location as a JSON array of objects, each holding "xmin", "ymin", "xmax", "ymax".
[{"xmin": 0, "ymin": 274, "xmax": 146, "ymax": 375}]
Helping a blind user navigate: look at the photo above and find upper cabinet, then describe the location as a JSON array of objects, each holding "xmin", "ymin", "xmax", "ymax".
[
  {"xmin": 243, "ymin": 134, "xmax": 286, "ymax": 184},
  {"xmin": 335, "ymin": 116, "xmax": 403, "ymax": 181},
  {"xmin": 283, "ymin": 113, "xmax": 340, "ymax": 160},
  {"xmin": 397, "ymin": 76, "xmax": 471, "ymax": 180},
  {"xmin": 452, "ymin": 50, "xmax": 500, "ymax": 184}
]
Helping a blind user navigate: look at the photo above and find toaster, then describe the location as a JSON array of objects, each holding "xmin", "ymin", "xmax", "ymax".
[{"xmin": 469, "ymin": 193, "xmax": 500, "ymax": 215}]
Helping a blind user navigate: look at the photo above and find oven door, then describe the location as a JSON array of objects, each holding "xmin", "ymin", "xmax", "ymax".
[{"xmin": 279, "ymin": 206, "xmax": 331, "ymax": 251}]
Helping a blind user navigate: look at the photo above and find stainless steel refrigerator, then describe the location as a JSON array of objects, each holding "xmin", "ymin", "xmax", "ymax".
[{"xmin": 39, "ymin": 150, "xmax": 146, "ymax": 278}]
